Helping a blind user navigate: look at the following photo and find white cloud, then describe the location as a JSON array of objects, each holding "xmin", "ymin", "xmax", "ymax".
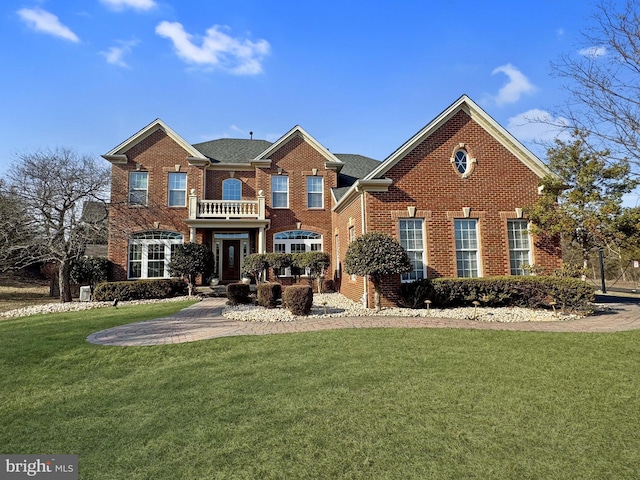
[
  {"xmin": 556, "ymin": 28, "xmax": 565, "ymax": 38},
  {"xmin": 578, "ymin": 46, "xmax": 607, "ymax": 58},
  {"xmin": 99, "ymin": 0, "xmax": 157, "ymax": 11},
  {"xmin": 17, "ymin": 7, "xmax": 80, "ymax": 43},
  {"xmin": 100, "ymin": 40, "xmax": 138, "ymax": 67},
  {"xmin": 506, "ymin": 109, "xmax": 570, "ymax": 143},
  {"xmin": 155, "ymin": 21, "xmax": 270, "ymax": 75},
  {"xmin": 491, "ymin": 64, "xmax": 536, "ymax": 106}
]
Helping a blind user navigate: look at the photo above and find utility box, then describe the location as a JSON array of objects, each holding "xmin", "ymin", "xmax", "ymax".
[{"xmin": 79, "ymin": 286, "xmax": 92, "ymax": 302}]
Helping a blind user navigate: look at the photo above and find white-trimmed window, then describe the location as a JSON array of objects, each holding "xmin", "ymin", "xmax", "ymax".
[
  {"xmin": 222, "ymin": 178, "xmax": 242, "ymax": 200},
  {"xmin": 508, "ymin": 220, "xmax": 531, "ymax": 275},
  {"xmin": 272, "ymin": 176, "xmax": 289, "ymax": 208},
  {"xmin": 455, "ymin": 219, "xmax": 479, "ymax": 278},
  {"xmin": 307, "ymin": 176, "xmax": 323, "ymax": 208},
  {"xmin": 273, "ymin": 230, "xmax": 322, "ymax": 276},
  {"xmin": 399, "ymin": 219, "xmax": 425, "ymax": 282},
  {"xmin": 128, "ymin": 230, "xmax": 183, "ymax": 279},
  {"xmin": 168, "ymin": 172, "xmax": 187, "ymax": 207},
  {"xmin": 129, "ymin": 172, "xmax": 148, "ymax": 206}
]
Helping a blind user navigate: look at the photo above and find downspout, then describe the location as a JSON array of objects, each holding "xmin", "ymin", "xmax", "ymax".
[{"xmin": 361, "ymin": 190, "xmax": 368, "ymax": 308}]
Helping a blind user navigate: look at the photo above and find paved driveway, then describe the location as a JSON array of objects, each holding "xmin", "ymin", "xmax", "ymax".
[{"xmin": 86, "ymin": 296, "xmax": 640, "ymax": 347}]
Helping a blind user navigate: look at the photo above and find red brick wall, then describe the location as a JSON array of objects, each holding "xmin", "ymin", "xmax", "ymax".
[
  {"xmin": 362, "ymin": 110, "xmax": 561, "ymax": 306},
  {"xmin": 332, "ymin": 194, "xmax": 365, "ymax": 304},
  {"xmin": 107, "ymin": 129, "xmax": 203, "ymax": 280},
  {"xmin": 258, "ymin": 135, "xmax": 336, "ymax": 263}
]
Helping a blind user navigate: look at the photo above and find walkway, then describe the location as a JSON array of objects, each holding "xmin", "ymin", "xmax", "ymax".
[{"xmin": 86, "ymin": 296, "xmax": 640, "ymax": 347}]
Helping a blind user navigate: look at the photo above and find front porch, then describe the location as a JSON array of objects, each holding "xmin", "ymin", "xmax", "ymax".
[{"xmin": 185, "ymin": 186, "xmax": 270, "ymax": 282}]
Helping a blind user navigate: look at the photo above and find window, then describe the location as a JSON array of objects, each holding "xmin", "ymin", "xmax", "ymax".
[
  {"xmin": 168, "ymin": 172, "xmax": 187, "ymax": 207},
  {"xmin": 222, "ymin": 178, "xmax": 242, "ymax": 201},
  {"xmin": 399, "ymin": 219, "xmax": 425, "ymax": 282},
  {"xmin": 349, "ymin": 226, "xmax": 355, "ymax": 243},
  {"xmin": 508, "ymin": 220, "xmax": 531, "ymax": 275},
  {"xmin": 129, "ymin": 172, "xmax": 148, "ymax": 206},
  {"xmin": 127, "ymin": 230, "xmax": 183, "ymax": 279},
  {"xmin": 307, "ymin": 176, "xmax": 323, "ymax": 208},
  {"xmin": 273, "ymin": 230, "xmax": 322, "ymax": 276},
  {"xmin": 272, "ymin": 176, "xmax": 289, "ymax": 208},
  {"xmin": 455, "ymin": 219, "xmax": 479, "ymax": 277},
  {"xmin": 454, "ymin": 150, "xmax": 468, "ymax": 175}
]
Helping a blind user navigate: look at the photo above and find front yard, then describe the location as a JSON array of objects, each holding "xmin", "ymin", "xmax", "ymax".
[{"xmin": 1, "ymin": 302, "xmax": 639, "ymax": 479}]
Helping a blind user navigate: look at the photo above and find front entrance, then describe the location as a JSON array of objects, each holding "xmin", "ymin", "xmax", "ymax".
[{"xmin": 222, "ymin": 239, "xmax": 241, "ymax": 282}]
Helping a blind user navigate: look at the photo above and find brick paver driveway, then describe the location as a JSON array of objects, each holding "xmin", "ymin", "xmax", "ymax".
[{"xmin": 86, "ymin": 295, "xmax": 640, "ymax": 347}]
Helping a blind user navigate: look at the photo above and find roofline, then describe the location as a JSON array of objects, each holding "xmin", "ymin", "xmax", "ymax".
[
  {"xmin": 254, "ymin": 125, "xmax": 345, "ymax": 168},
  {"xmin": 365, "ymin": 95, "xmax": 552, "ymax": 181},
  {"xmin": 331, "ymin": 178, "xmax": 392, "ymax": 213},
  {"xmin": 102, "ymin": 119, "xmax": 208, "ymax": 163}
]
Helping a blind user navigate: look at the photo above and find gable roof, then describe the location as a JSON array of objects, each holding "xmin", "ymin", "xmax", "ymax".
[
  {"xmin": 102, "ymin": 118, "xmax": 207, "ymax": 164},
  {"xmin": 255, "ymin": 125, "xmax": 344, "ymax": 170},
  {"xmin": 192, "ymin": 138, "xmax": 273, "ymax": 163},
  {"xmin": 365, "ymin": 94, "xmax": 551, "ymax": 181}
]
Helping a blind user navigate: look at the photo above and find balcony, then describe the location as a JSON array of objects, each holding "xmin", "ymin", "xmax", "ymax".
[{"xmin": 188, "ymin": 189, "xmax": 265, "ymax": 220}]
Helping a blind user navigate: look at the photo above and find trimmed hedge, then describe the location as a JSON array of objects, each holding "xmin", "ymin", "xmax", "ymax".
[
  {"xmin": 283, "ymin": 285, "xmax": 313, "ymax": 316},
  {"xmin": 227, "ymin": 283, "xmax": 251, "ymax": 305},
  {"xmin": 398, "ymin": 276, "xmax": 595, "ymax": 312},
  {"xmin": 93, "ymin": 279, "xmax": 187, "ymax": 302},
  {"xmin": 257, "ymin": 282, "xmax": 282, "ymax": 308}
]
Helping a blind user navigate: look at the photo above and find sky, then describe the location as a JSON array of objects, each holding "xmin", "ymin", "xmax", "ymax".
[{"xmin": 2, "ymin": 0, "xmax": 625, "ymax": 197}]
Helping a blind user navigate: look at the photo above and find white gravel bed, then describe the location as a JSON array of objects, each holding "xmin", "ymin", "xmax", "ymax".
[
  {"xmin": 223, "ymin": 293, "xmax": 589, "ymax": 323},
  {"xmin": 0, "ymin": 296, "xmax": 196, "ymax": 319}
]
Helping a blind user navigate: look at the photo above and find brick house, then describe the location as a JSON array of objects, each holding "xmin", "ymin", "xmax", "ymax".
[{"xmin": 103, "ymin": 95, "xmax": 561, "ymax": 307}]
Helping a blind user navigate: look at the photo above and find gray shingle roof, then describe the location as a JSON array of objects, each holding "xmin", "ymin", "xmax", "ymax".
[
  {"xmin": 334, "ymin": 153, "xmax": 381, "ymax": 187},
  {"xmin": 332, "ymin": 153, "xmax": 381, "ymax": 201},
  {"xmin": 192, "ymin": 138, "xmax": 273, "ymax": 163}
]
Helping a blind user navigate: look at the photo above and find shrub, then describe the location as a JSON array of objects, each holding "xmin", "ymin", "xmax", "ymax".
[
  {"xmin": 257, "ymin": 282, "xmax": 282, "ymax": 308},
  {"xmin": 398, "ymin": 279, "xmax": 435, "ymax": 309},
  {"xmin": 322, "ymin": 279, "xmax": 336, "ymax": 293},
  {"xmin": 168, "ymin": 243, "xmax": 214, "ymax": 296},
  {"xmin": 241, "ymin": 254, "xmax": 269, "ymax": 283},
  {"xmin": 70, "ymin": 256, "xmax": 110, "ymax": 291},
  {"xmin": 93, "ymin": 279, "xmax": 187, "ymax": 302},
  {"xmin": 398, "ymin": 276, "xmax": 594, "ymax": 313},
  {"xmin": 296, "ymin": 251, "xmax": 331, "ymax": 293},
  {"xmin": 283, "ymin": 285, "xmax": 313, "ymax": 316},
  {"xmin": 265, "ymin": 253, "xmax": 292, "ymax": 282},
  {"xmin": 227, "ymin": 283, "xmax": 251, "ymax": 305},
  {"xmin": 344, "ymin": 232, "xmax": 411, "ymax": 310}
]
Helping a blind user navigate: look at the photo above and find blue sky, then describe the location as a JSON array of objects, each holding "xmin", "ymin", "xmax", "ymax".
[{"xmin": 0, "ymin": 1, "xmax": 603, "ymax": 180}]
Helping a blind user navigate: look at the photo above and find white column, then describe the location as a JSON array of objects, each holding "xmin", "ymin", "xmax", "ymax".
[{"xmin": 189, "ymin": 227, "xmax": 196, "ymax": 243}]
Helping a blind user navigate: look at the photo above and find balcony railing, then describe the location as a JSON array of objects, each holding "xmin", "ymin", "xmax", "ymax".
[{"xmin": 188, "ymin": 190, "xmax": 265, "ymax": 220}]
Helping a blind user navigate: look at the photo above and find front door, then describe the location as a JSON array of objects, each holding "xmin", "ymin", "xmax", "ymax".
[{"xmin": 222, "ymin": 240, "xmax": 240, "ymax": 281}]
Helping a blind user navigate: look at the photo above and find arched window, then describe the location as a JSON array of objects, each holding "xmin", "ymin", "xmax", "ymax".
[
  {"xmin": 273, "ymin": 230, "xmax": 323, "ymax": 276},
  {"xmin": 128, "ymin": 230, "xmax": 183, "ymax": 279},
  {"xmin": 222, "ymin": 178, "xmax": 242, "ymax": 201}
]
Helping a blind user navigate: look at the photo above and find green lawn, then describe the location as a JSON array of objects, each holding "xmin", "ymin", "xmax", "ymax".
[{"xmin": 1, "ymin": 302, "xmax": 639, "ymax": 479}]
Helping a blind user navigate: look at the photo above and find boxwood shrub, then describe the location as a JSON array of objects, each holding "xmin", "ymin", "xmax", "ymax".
[
  {"xmin": 227, "ymin": 283, "xmax": 251, "ymax": 305},
  {"xmin": 257, "ymin": 282, "xmax": 282, "ymax": 308},
  {"xmin": 93, "ymin": 278, "xmax": 187, "ymax": 302},
  {"xmin": 283, "ymin": 285, "xmax": 313, "ymax": 316},
  {"xmin": 398, "ymin": 276, "xmax": 595, "ymax": 312}
]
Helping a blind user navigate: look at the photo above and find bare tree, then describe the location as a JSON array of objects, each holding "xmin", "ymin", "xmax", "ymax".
[
  {"xmin": 1, "ymin": 148, "xmax": 110, "ymax": 302},
  {"xmin": 552, "ymin": 0, "xmax": 640, "ymax": 171}
]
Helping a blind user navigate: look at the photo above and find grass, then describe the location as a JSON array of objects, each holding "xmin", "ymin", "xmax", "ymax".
[
  {"xmin": 1, "ymin": 303, "xmax": 640, "ymax": 479},
  {"xmin": 0, "ymin": 271, "xmax": 53, "ymax": 313}
]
